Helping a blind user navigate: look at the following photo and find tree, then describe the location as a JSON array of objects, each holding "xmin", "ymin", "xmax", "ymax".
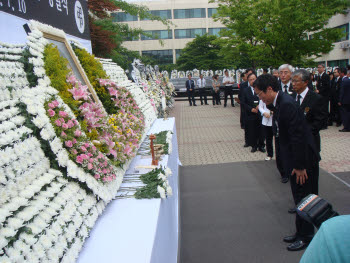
[
  {"xmin": 176, "ymin": 34, "xmax": 234, "ymax": 71},
  {"xmin": 212, "ymin": 0, "xmax": 349, "ymax": 67},
  {"xmin": 88, "ymin": 0, "xmax": 170, "ymax": 64}
]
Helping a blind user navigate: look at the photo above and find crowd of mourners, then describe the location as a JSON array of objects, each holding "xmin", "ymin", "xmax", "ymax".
[{"xmin": 185, "ymin": 64, "xmax": 350, "ymax": 252}]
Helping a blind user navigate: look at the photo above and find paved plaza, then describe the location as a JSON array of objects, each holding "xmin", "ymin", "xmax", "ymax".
[{"xmin": 170, "ymin": 101, "xmax": 350, "ymax": 173}]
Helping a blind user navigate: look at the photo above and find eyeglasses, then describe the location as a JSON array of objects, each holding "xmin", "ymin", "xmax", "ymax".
[
  {"xmin": 256, "ymin": 90, "xmax": 263, "ymax": 97},
  {"xmin": 291, "ymin": 79, "xmax": 303, "ymax": 83}
]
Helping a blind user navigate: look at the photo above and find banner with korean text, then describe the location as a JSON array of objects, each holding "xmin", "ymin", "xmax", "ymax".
[{"xmin": 0, "ymin": 0, "xmax": 91, "ymax": 51}]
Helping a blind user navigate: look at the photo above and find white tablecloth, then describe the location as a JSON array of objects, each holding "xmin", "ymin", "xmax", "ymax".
[{"xmin": 77, "ymin": 118, "xmax": 179, "ymax": 263}]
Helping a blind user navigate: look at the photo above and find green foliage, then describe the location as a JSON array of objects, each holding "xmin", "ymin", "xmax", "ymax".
[
  {"xmin": 176, "ymin": 34, "xmax": 234, "ymax": 71},
  {"xmin": 71, "ymin": 44, "xmax": 108, "ymax": 88},
  {"xmin": 20, "ymin": 48, "xmax": 38, "ymax": 87},
  {"xmin": 212, "ymin": 0, "xmax": 349, "ymax": 67},
  {"xmin": 153, "ymin": 131, "xmax": 171, "ymax": 154},
  {"xmin": 111, "ymin": 46, "xmax": 141, "ymax": 70},
  {"xmin": 43, "ymin": 44, "xmax": 82, "ymax": 116},
  {"xmin": 134, "ymin": 168, "xmax": 164, "ymax": 199}
]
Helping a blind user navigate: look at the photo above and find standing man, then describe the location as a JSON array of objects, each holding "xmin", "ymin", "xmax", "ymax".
[
  {"xmin": 338, "ymin": 75, "xmax": 350, "ymax": 132},
  {"xmin": 316, "ymin": 64, "xmax": 331, "ymax": 130},
  {"xmin": 254, "ymin": 74, "xmax": 320, "ymax": 252},
  {"xmin": 279, "ymin": 64, "xmax": 294, "ymax": 94},
  {"xmin": 275, "ymin": 64, "xmax": 294, "ymax": 183},
  {"xmin": 291, "ymin": 69, "xmax": 327, "ymax": 195},
  {"xmin": 329, "ymin": 68, "xmax": 341, "ymax": 126},
  {"xmin": 241, "ymin": 73, "xmax": 265, "ymax": 153},
  {"xmin": 239, "ymin": 69, "xmax": 254, "ymax": 147},
  {"xmin": 222, "ymin": 70, "xmax": 235, "ymax": 107},
  {"xmin": 186, "ymin": 74, "xmax": 197, "ymax": 106},
  {"xmin": 197, "ymin": 74, "xmax": 208, "ymax": 105}
]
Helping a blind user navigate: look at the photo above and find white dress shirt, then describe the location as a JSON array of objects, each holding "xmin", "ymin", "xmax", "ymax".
[
  {"xmin": 281, "ymin": 81, "xmax": 291, "ymax": 93},
  {"xmin": 223, "ymin": 76, "xmax": 234, "ymax": 86},
  {"xmin": 258, "ymin": 100, "xmax": 273, "ymax": 126},
  {"xmin": 295, "ymin": 87, "xmax": 309, "ymax": 105},
  {"xmin": 197, "ymin": 78, "xmax": 206, "ymax": 88}
]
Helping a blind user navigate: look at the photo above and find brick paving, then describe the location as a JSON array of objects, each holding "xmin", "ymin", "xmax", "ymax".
[{"xmin": 170, "ymin": 101, "xmax": 350, "ymax": 173}]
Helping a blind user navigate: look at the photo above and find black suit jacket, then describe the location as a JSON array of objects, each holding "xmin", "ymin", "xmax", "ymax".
[
  {"xmin": 241, "ymin": 85, "xmax": 260, "ymax": 118},
  {"xmin": 316, "ymin": 73, "xmax": 331, "ymax": 98},
  {"xmin": 273, "ymin": 92, "xmax": 319, "ymax": 172},
  {"xmin": 339, "ymin": 77, "xmax": 350, "ymax": 105},
  {"xmin": 292, "ymin": 90, "xmax": 326, "ymax": 152},
  {"xmin": 238, "ymin": 81, "xmax": 248, "ymax": 100},
  {"xmin": 186, "ymin": 79, "xmax": 195, "ymax": 92}
]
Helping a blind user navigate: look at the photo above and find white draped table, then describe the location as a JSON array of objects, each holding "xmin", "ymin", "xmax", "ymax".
[{"xmin": 77, "ymin": 118, "xmax": 180, "ymax": 263}]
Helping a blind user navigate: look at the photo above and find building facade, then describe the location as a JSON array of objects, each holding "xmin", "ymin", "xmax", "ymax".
[
  {"xmin": 115, "ymin": 1, "xmax": 349, "ymax": 68},
  {"xmin": 113, "ymin": 0, "xmax": 225, "ymax": 64},
  {"xmin": 313, "ymin": 12, "xmax": 350, "ymax": 68}
]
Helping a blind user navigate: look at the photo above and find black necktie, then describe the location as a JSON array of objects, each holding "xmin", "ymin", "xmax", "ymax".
[
  {"xmin": 284, "ymin": 85, "xmax": 288, "ymax": 93},
  {"xmin": 297, "ymin": 94, "xmax": 302, "ymax": 105}
]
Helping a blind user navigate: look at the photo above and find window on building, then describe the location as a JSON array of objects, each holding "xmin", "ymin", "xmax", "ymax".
[
  {"xmin": 334, "ymin": 24, "xmax": 349, "ymax": 42},
  {"xmin": 175, "ymin": 49, "xmax": 182, "ymax": 60},
  {"xmin": 174, "ymin": 8, "xmax": 206, "ymax": 19},
  {"xmin": 208, "ymin": 8, "xmax": 217, "ymax": 18},
  {"xmin": 208, "ymin": 28, "xmax": 225, "ymax": 36},
  {"xmin": 141, "ymin": 10, "xmax": 172, "ymax": 20},
  {"xmin": 141, "ymin": 30, "xmax": 173, "ymax": 40},
  {"xmin": 123, "ymin": 34, "xmax": 140, "ymax": 41},
  {"xmin": 142, "ymin": 50, "xmax": 173, "ymax": 64},
  {"xmin": 174, "ymin": 28, "xmax": 206, "ymax": 39},
  {"xmin": 327, "ymin": 59, "xmax": 349, "ymax": 68},
  {"xmin": 112, "ymin": 12, "xmax": 138, "ymax": 22}
]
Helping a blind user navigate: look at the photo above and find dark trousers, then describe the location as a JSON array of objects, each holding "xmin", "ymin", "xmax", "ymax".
[
  {"xmin": 320, "ymin": 96, "xmax": 329, "ymax": 128},
  {"xmin": 340, "ymin": 104, "xmax": 350, "ymax": 130},
  {"xmin": 290, "ymin": 162, "xmax": 318, "ymax": 239},
  {"xmin": 263, "ymin": 125, "xmax": 273, "ymax": 157},
  {"xmin": 275, "ymin": 136, "xmax": 286, "ymax": 179},
  {"xmin": 240, "ymin": 104, "xmax": 245, "ymax": 129},
  {"xmin": 198, "ymin": 89, "xmax": 208, "ymax": 105},
  {"xmin": 187, "ymin": 91, "xmax": 196, "ymax": 106},
  {"xmin": 224, "ymin": 87, "xmax": 234, "ymax": 106},
  {"xmin": 212, "ymin": 90, "xmax": 220, "ymax": 105},
  {"xmin": 246, "ymin": 116, "xmax": 264, "ymax": 148},
  {"xmin": 329, "ymin": 95, "xmax": 341, "ymax": 125}
]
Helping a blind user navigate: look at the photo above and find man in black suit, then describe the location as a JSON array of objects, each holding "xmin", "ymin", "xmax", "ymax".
[
  {"xmin": 239, "ymin": 69, "xmax": 254, "ymax": 147},
  {"xmin": 254, "ymin": 74, "xmax": 320, "ymax": 251},
  {"xmin": 186, "ymin": 74, "xmax": 196, "ymax": 106},
  {"xmin": 329, "ymin": 68, "xmax": 342, "ymax": 127},
  {"xmin": 239, "ymin": 72, "xmax": 248, "ymax": 129},
  {"xmin": 291, "ymin": 69, "xmax": 327, "ymax": 195},
  {"xmin": 278, "ymin": 64, "xmax": 294, "ymax": 94},
  {"xmin": 241, "ymin": 73, "xmax": 265, "ymax": 153},
  {"xmin": 316, "ymin": 64, "xmax": 331, "ymax": 129},
  {"xmin": 275, "ymin": 64, "xmax": 294, "ymax": 183},
  {"xmin": 339, "ymin": 76, "xmax": 350, "ymax": 132}
]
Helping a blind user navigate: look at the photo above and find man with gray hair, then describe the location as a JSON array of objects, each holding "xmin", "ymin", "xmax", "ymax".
[
  {"xmin": 278, "ymin": 64, "xmax": 294, "ymax": 94},
  {"xmin": 291, "ymin": 69, "xmax": 327, "ymax": 196},
  {"xmin": 275, "ymin": 64, "xmax": 294, "ymax": 184}
]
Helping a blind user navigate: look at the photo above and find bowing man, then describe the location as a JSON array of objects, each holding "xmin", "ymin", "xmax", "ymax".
[
  {"xmin": 291, "ymin": 69, "xmax": 327, "ymax": 195},
  {"xmin": 241, "ymin": 73, "xmax": 265, "ymax": 153},
  {"xmin": 254, "ymin": 74, "xmax": 320, "ymax": 252}
]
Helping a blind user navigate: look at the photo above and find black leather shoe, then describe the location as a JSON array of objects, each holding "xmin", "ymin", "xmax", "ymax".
[
  {"xmin": 244, "ymin": 143, "xmax": 249, "ymax": 148},
  {"xmin": 283, "ymin": 235, "xmax": 297, "ymax": 243},
  {"xmin": 281, "ymin": 177, "xmax": 289, "ymax": 183},
  {"xmin": 287, "ymin": 240, "xmax": 309, "ymax": 251},
  {"xmin": 339, "ymin": 129, "xmax": 350, "ymax": 132},
  {"xmin": 259, "ymin": 147, "xmax": 266, "ymax": 153},
  {"xmin": 194, "ymin": 104, "xmax": 197, "ymax": 106},
  {"xmin": 288, "ymin": 208, "xmax": 296, "ymax": 214},
  {"xmin": 251, "ymin": 147, "xmax": 257, "ymax": 153},
  {"xmin": 205, "ymin": 103, "xmax": 209, "ymax": 105},
  {"xmin": 224, "ymin": 104, "xmax": 227, "ymax": 107}
]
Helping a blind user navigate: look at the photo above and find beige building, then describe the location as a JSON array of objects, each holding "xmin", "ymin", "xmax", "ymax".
[
  {"xmin": 113, "ymin": 0, "xmax": 225, "ymax": 64},
  {"xmin": 115, "ymin": 1, "xmax": 349, "ymax": 68},
  {"xmin": 313, "ymin": 11, "xmax": 350, "ymax": 68}
]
